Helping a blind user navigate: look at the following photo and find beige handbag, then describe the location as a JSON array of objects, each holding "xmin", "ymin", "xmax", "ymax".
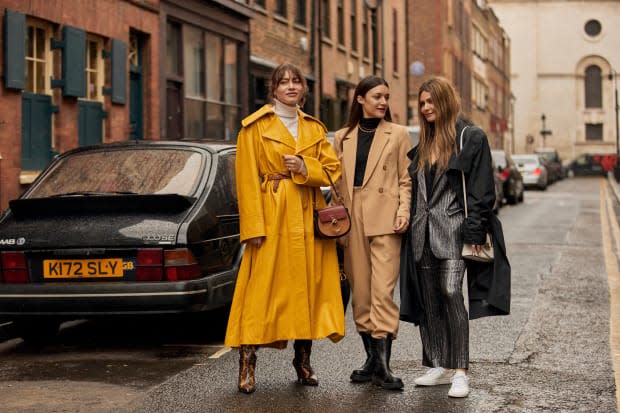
[{"xmin": 459, "ymin": 126, "xmax": 494, "ymax": 263}]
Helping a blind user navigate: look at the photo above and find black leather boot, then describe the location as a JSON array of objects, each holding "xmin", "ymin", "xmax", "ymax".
[
  {"xmin": 350, "ymin": 332, "xmax": 374, "ymax": 382},
  {"xmin": 293, "ymin": 340, "xmax": 318, "ymax": 386},
  {"xmin": 371, "ymin": 336, "xmax": 404, "ymax": 390}
]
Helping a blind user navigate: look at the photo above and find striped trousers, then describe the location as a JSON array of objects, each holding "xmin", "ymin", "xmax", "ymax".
[{"xmin": 416, "ymin": 246, "xmax": 469, "ymax": 369}]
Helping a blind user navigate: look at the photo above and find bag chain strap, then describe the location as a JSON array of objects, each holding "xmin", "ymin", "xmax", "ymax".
[{"xmin": 458, "ymin": 126, "xmax": 469, "ymax": 218}]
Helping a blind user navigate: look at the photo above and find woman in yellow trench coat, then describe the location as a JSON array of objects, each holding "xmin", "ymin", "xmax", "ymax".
[{"xmin": 225, "ymin": 63, "xmax": 344, "ymax": 394}]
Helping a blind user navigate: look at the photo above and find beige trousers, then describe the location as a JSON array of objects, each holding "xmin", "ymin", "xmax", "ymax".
[{"xmin": 343, "ymin": 188, "xmax": 402, "ymax": 339}]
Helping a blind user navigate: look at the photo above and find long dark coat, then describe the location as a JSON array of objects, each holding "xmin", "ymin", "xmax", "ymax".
[{"xmin": 399, "ymin": 119, "xmax": 511, "ymax": 325}]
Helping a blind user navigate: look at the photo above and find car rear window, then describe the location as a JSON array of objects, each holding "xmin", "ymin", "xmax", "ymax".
[
  {"xmin": 27, "ymin": 148, "xmax": 204, "ymax": 198},
  {"xmin": 512, "ymin": 156, "xmax": 538, "ymax": 165},
  {"xmin": 491, "ymin": 151, "xmax": 507, "ymax": 168}
]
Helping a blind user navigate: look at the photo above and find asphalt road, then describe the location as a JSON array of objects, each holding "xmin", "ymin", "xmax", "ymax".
[{"xmin": 0, "ymin": 176, "xmax": 617, "ymax": 413}]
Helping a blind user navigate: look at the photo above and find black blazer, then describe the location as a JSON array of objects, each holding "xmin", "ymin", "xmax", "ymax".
[{"xmin": 399, "ymin": 118, "xmax": 511, "ymax": 324}]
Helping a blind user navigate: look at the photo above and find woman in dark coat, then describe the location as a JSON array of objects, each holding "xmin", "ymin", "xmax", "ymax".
[{"xmin": 399, "ymin": 77, "xmax": 510, "ymax": 398}]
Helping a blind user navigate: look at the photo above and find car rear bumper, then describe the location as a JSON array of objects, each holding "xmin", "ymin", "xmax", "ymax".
[
  {"xmin": 522, "ymin": 174, "xmax": 544, "ymax": 186},
  {"xmin": 0, "ymin": 268, "xmax": 237, "ymax": 317}
]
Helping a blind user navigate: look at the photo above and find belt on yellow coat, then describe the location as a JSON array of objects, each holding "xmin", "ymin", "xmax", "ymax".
[{"xmin": 262, "ymin": 172, "xmax": 291, "ymax": 193}]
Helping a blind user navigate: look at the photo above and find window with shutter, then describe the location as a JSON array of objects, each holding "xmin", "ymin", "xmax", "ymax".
[{"xmin": 4, "ymin": 9, "xmax": 25, "ymax": 89}]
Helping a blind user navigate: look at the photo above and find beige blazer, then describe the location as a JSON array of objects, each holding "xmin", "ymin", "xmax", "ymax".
[{"xmin": 333, "ymin": 120, "xmax": 412, "ymax": 237}]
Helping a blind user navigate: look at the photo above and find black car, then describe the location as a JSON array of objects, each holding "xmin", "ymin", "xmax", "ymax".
[
  {"xmin": 0, "ymin": 140, "xmax": 241, "ymax": 340},
  {"xmin": 534, "ymin": 147, "xmax": 563, "ymax": 182},
  {"xmin": 566, "ymin": 153, "xmax": 617, "ymax": 177},
  {"xmin": 491, "ymin": 150, "xmax": 524, "ymax": 205}
]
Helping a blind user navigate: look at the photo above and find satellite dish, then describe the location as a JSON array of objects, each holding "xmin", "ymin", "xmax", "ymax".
[
  {"xmin": 410, "ymin": 61, "xmax": 425, "ymax": 76},
  {"xmin": 365, "ymin": 0, "xmax": 378, "ymax": 10}
]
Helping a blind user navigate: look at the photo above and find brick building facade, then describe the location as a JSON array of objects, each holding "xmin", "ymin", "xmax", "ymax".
[
  {"xmin": 247, "ymin": 0, "xmax": 408, "ymax": 132},
  {"xmin": 406, "ymin": 0, "xmax": 510, "ymax": 150},
  {"xmin": 0, "ymin": 0, "xmax": 250, "ymax": 210}
]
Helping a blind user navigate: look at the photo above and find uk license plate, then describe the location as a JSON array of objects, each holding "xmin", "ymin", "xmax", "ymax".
[{"xmin": 43, "ymin": 258, "xmax": 124, "ymax": 279}]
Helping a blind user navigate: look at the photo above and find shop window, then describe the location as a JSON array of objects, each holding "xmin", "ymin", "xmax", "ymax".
[{"xmin": 183, "ymin": 26, "xmax": 240, "ymax": 140}]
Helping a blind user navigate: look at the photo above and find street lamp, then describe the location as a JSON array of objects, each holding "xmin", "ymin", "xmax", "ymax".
[
  {"xmin": 609, "ymin": 70, "xmax": 620, "ymax": 181},
  {"xmin": 540, "ymin": 113, "xmax": 552, "ymax": 148}
]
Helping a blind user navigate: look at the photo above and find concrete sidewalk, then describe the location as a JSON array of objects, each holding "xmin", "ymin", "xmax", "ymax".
[{"xmin": 605, "ymin": 172, "xmax": 620, "ymax": 409}]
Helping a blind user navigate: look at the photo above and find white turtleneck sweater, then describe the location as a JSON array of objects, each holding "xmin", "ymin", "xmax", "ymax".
[{"xmin": 273, "ymin": 99, "xmax": 299, "ymax": 140}]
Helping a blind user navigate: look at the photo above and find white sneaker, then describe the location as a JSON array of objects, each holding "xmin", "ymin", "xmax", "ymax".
[
  {"xmin": 414, "ymin": 367, "xmax": 453, "ymax": 386},
  {"xmin": 448, "ymin": 372, "xmax": 470, "ymax": 397}
]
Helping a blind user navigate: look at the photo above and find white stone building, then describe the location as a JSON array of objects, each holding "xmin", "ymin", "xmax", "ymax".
[{"xmin": 488, "ymin": 0, "xmax": 620, "ymax": 161}]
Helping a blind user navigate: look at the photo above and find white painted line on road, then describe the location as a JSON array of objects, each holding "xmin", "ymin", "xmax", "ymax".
[
  {"xmin": 209, "ymin": 346, "xmax": 231, "ymax": 359},
  {"xmin": 599, "ymin": 181, "xmax": 620, "ymax": 409}
]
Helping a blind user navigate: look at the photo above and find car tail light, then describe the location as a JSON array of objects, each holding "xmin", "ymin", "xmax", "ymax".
[
  {"xmin": 499, "ymin": 169, "xmax": 511, "ymax": 181},
  {"xmin": 1, "ymin": 251, "xmax": 29, "ymax": 283},
  {"xmin": 135, "ymin": 248, "xmax": 163, "ymax": 281},
  {"xmin": 533, "ymin": 167, "xmax": 542, "ymax": 176},
  {"xmin": 164, "ymin": 248, "xmax": 201, "ymax": 281}
]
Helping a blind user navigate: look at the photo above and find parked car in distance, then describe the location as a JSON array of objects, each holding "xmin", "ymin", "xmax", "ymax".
[
  {"xmin": 534, "ymin": 147, "xmax": 563, "ymax": 182},
  {"xmin": 406, "ymin": 125, "xmax": 420, "ymax": 147},
  {"xmin": 0, "ymin": 140, "xmax": 242, "ymax": 342},
  {"xmin": 491, "ymin": 150, "xmax": 525, "ymax": 205},
  {"xmin": 491, "ymin": 157, "xmax": 504, "ymax": 214},
  {"xmin": 512, "ymin": 154, "xmax": 549, "ymax": 190},
  {"xmin": 565, "ymin": 153, "xmax": 618, "ymax": 177}
]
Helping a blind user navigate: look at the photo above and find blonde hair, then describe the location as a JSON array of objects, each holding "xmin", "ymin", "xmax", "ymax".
[{"xmin": 416, "ymin": 77, "xmax": 461, "ymax": 172}]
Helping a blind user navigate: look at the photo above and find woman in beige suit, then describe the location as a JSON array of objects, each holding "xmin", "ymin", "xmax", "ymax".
[{"xmin": 333, "ymin": 76, "xmax": 412, "ymax": 390}]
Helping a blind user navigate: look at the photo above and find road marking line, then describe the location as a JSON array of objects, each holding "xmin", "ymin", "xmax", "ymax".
[
  {"xmin": 600, "ymin": 181, "xmax": 620, "ymax": 409},
  {"xmin": 209, "ymin": 346, "xmax": 231, "ymax": 359}
]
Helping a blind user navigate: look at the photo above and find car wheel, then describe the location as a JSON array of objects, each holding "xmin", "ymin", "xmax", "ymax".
[
  {"xmin": 14, "ymin": 319, "xmax": 60, "ymax": 344},
  {"xmin": 506, "ymin": 187, "xmax": 517, "ymax": 205}
]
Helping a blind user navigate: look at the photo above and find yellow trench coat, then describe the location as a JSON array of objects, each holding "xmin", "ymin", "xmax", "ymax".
[{"xmin": 224, "ymin": 104, "xmax": 345, "ymax": 348}]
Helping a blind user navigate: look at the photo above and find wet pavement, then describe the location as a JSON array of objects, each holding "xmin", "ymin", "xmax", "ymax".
[
  {"xmin": 116, "ymin": 177, "xmax": 617, "ymax": 413},
  {"xmin": 0, "ymin": 177, "xmax": 618, "ymax": 412}
]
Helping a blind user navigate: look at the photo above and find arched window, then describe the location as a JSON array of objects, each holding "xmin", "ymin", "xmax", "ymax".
[{"xmin": 585, "ymin": 65, "xmax": 602, "ymax": 108}]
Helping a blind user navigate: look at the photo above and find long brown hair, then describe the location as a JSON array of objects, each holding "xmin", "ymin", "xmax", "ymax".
[
  {"xmin": 416, "ymin": 77, "xmax": 461, "ymax": 172},
  {"xmin": 268, "ymin": 63, "xmax": 309, "ymax": 107},
  {"xmin": 343, "ymin": 76, "xmax": 392, "ymax": 137}
]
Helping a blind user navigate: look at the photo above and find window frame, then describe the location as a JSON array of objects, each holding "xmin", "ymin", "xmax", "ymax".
[
  {"xmin": 337, "ymin": 0, "xmax": 345, "ymax": 46},
  {"xmin": 295, "ymin": 0, "xmax": 307, "ymax": 26},
  {"xmin": 350, "ymin": 0, "xmax": 357, "ymax": 51},
  {"xmin": 585, "ymin": 65, "xmax": 602, "ymax": 108},
  {"xmin": 84, "ymin": 35, "xmax": 105, "ymax": 102},
  {"xmin": 275, "ymin": 0, "xmax": 287, "ymax": 17},
  {"xmin": 585, "ymin": 123, "xmax": 603, "ymax": 141},
  {"xmin": 183, "ymin": 27, "xmax": 241, "ymax": 141},
  {"xmin": 25, "ymin": 18, "xmax": 53, "ymax": 95}
]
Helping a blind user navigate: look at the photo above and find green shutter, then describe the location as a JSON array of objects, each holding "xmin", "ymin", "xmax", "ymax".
[
  {"xmin": 62, "ymin": 25, "xmax": 86, "ymax": 97},
  {"xmin": 4, "ymin": 9, "xmax": 25, "ymax": 89},
  {"xmin": 78, "ymin": 101, "xmax": 103, "ymax": 146},
  {"xmin": 111, "ymin": 39, "xmax": 126, "ymax": 104},
  {"xmin": 22, "ymin": 93, "xmax": 53, "ymax": 170}
]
